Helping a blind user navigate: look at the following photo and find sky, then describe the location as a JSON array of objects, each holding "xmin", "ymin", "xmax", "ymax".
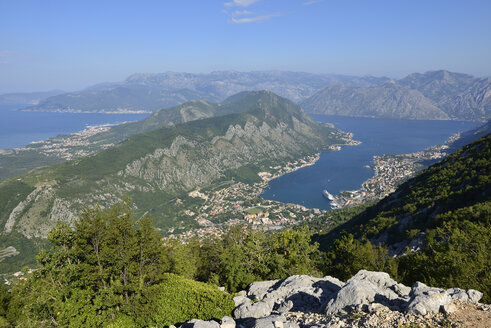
[{"xmin": 1, "ymin": 0, "xmax": 491, "ymax": 93}]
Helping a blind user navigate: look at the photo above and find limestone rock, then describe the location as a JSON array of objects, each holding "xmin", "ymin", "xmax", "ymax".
[
  {"xmin": 251, "ymin": 315, "xmax": 286, "ymax": 328},
  {"xmin": 181, "ymin": 319, "xmax": 220, "ymax": 328},
  {"xmin": 406, "ymin": 282, "xmax": 452, "ymax": 316},
  {"xmin": 248, "ymin": 275, "xmax": 343, "ymax": 313},
  {"xmin": 247, "ymin": 280, "xmax": 280, "ymax": 301},
  {"xmin": 220, "ymin": 316, "xmax": 236, "ymax": 328},
  {"xmin": 324, "ymin": 270, "xmax": 406, "ymax": 315},
  {"xmin": 234, "ymin": 301, "xmax": 273, "ymax": 319},
  {"xmin": 447, "ymin": 288, "xmax": 483, "ymax": 304},
  {"xmin": 233, "ymin": 295, "xmax": 251, "ymax": 307}
]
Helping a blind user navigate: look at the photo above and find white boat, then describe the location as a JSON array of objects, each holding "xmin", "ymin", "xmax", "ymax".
[{"xmin": 322, "ymin": 189, "xmax": 335, "ymax": 201}]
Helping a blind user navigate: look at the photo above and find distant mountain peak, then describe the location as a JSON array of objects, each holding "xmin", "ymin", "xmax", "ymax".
[{"xmin": 303, "ymin": 70, "xmax": 489, "ymax": 121}]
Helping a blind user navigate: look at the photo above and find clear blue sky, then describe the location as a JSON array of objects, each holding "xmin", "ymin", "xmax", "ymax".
[{"xmin": 1, "ymin": 0, "xmax": 490, "ymax": 93}]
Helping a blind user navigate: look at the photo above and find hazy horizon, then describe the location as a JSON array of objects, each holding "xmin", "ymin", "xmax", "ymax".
[{"xmin": 2, "ymin": 0, "xmax": 491, "ymax": 93}]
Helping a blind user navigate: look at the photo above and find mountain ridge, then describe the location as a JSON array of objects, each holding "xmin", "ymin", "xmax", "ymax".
[
  {"xmin": 21, "ymin": 71, "xmax": 390, "ymax": 113},
  {"xmin": 301, "ymin": 70, "xmax": 490, "ymax": 121}
]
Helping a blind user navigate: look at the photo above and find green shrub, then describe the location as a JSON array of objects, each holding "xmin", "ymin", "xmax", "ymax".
[
  {"xmin": 151, "ymin": 274, "xmax": 234, "ymax": 326},
  {"xmin": 0, "ymin": 317, "xmax": 9, "ymax": 328}
]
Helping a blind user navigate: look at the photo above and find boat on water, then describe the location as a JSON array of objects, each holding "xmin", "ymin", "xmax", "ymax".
[{"xmin": 322, "ymin": 189, "xmax": 335, "ymax": 201}]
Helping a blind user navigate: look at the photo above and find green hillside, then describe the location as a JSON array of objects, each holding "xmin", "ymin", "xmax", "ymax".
[{"xmin": 315, "ymin": 134, "xmax": 491, "ymax": 301}]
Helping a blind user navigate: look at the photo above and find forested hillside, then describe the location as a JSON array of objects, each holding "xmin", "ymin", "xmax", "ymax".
[{"xmin": 315, "ymin": 134, "xmax": 491, "ymax": 302}]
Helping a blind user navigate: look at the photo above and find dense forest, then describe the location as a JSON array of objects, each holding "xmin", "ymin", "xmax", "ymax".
[{"xmin": 0, "ymin": 201, "xmax": 321, "ymax": 327}]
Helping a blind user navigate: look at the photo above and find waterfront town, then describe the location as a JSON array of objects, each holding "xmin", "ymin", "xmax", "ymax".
[
  {"xmin": 167, "ymin": 133, "xmax": 461, "ymax": 241},
  {"xmin": 330, "ymin": 133, "xmax": 460, "ymax": 208},
  {"xmin": 17, "ymin": 124, "xmax": 117, "ymax": 160},
  {"xmin": 166, "ymin": 153, "xmax": 328, "ymax": 240}
]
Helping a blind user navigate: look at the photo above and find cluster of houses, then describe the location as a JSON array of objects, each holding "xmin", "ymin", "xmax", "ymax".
[{"xmin": 243, "ymin": 209, "xmax": 270, "ymax": 225}]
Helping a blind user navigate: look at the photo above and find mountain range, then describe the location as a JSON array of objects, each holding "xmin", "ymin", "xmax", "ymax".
[
  {"xmin": 20, "ymin": 71, "xmax": 389, "ymax": 113},
  {"xmin": 17, "ymin": 70, "xmax": 490, "ymax": 121},
  {"xmin": 301, "ymin": 70, "xmax": 490, "ymax": 121}
]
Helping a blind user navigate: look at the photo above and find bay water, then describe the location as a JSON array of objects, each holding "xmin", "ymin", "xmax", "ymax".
[
  {"xmin": 261, "ymin": 115, "xmax": 481, "ymax": 210},
  {"xmin": 0, "ymin": 105, "xmax": 149, "ymax": 149}
]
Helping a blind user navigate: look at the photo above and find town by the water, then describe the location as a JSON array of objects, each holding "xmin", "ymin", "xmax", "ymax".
[{"xmin": 164, "ymin": 133, "xmax": 461, "ymax": 241}]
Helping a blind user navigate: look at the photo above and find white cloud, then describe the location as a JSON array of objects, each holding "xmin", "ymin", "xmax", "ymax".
[
  {"xmin": 303, "ymin": 0, "xmax": 324, "ymax": 5},
  {"xmin": 222, "ymin": 0, "xmax": 283, "ymax": 24},
  {"xmin": 229, "ymin": 12, "xmax": 282, "ymax": 24},
  {"xmin": 232, "ymin": 10, "xmax": 253, "ymax": 17},
  {"xmin": 224, "ymin": 0, "xmax": 262, "ymax": 8}
]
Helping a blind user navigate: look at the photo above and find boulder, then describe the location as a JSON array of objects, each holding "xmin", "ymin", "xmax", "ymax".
[
  {"xmin": 220, "ymin": 316, "xmax": 236, "ymax": 328},
  {"xmin": 441, "ymin": 302, "xmax": 457, "ymax": 315},
  {"xmin": 181, "ymin": 319, "xmax": 220, "ymax": 328},
  {"xmin": 446, "ymin": 288, "xmax": 483, "ymax": 304},
  {"xmin": 250, "ymin": 275, "xmax": 343, "ymax": 313},
  {"xmin": 232, "ymin": 271, "xmax": 485, "ymax": 323},
  {"xmin": 324, "ymin": 270, "xmax": 406, "ymax": 315},
  {"xmin": 250, "ymin": 315, "xmax": 300, "ymax": 328},
  {"xmin": 233, "ymin": 295, "xmax": 251, "ymax": 307},
  {"xmin": 406, "ymin": 282, "xmax": 451, "ymax": 316},
  {"xmin": 274, "ymin": 300, "xmax": 293, "ymax": 314},
  {"xmin": 247, "ymin": 280, "xmax": 280, "ymax": 301},
  {"xmin": 234, "ymin": 301, "xmax": 273, "ymax": 319}
]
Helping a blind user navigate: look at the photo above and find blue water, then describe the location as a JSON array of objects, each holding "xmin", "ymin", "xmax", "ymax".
[
  {"xmin": 261, "ymin": 115, "xmax": 481, "ymax": 210},
  {"xmin": 0, "ymin": 105, "xmax": 149, "ymax": 149}
]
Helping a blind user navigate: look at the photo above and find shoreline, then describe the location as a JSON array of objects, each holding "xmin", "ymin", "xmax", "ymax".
[
  {"xmin": 19, "ymin": 108, "xmax": 152, "ymax": 114},
  {"xmin": 330, "ymin": 133, "xmax": 461, "ymax": 209},
  {"xmin": 169, "ymin": 137, "xmax": 360, "ymax": 240}
]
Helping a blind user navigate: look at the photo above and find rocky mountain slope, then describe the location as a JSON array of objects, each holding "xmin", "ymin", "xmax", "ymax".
[
  {"xmin": 302, "ymin": 70, "xmax": 490, "ymax": 121},
  {"xmin": 300, "ymin": 81, "xmax": 449, "ymax": 120},
  {"xmin": 179, "ymin": 271, "xmax": 489, "ymax": 328},
  {"xmin": 0, "ymin": 91, "xmax": 351, "ymax": 240},
  {"xmin": 22, "ymin": 71, "xmax": 389, "ymax": 112},
  {"xmin": 0, "ymin": 96, "xmax": 283, "ymax": 183}
]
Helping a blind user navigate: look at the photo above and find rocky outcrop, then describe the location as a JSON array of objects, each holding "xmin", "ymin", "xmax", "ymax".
[{"xmin": 178, "ymin": 270, "xmax": 488, "ymax": 328}]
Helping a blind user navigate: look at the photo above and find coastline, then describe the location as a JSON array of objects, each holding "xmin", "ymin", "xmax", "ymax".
[
  {"xmin": 169, "ymin": 137, "xmax": 360, "ymax": 240},
  {"xmin": 330, "ymin": 133, "xmax": 461, "ymax": 209},
  {"xmin": 19, "ymin": 108, "xmax": 152, "ymax": 114}
]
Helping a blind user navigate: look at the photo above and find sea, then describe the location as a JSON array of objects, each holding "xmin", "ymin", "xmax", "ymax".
[
  {"xmin": 261, "ymin": 115, "xmax": 481, "ymax": 210},
  {"xmin": 0, "ymin": 104, "xmax": 150, "ymax": 149}
]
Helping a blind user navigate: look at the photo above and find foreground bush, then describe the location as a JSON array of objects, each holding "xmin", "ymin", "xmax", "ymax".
[{"xmin": 150, "ymin": 274, "xmax": 234, "ymax": 326}]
